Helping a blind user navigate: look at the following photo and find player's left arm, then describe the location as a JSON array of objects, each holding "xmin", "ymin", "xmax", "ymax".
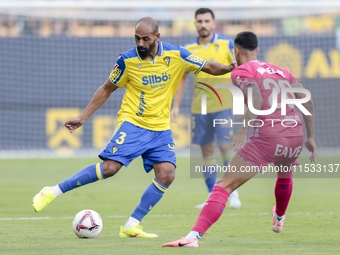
[
  {"xmin": 201, "ymin": 60, "xmax": 237, "ymax": 75},
  {"xmin": 292, "ymin": 81, "xmax": 317, "ymax": 162},
  {"xmin": 179, "ymin": 46, "xmax": 237, "ymax": 75},
  {"xmin": 226, "ymin": 84, "xmax": 263, "ymax": 151}
]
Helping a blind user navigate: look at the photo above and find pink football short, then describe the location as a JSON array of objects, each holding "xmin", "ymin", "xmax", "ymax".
[{"xmin": 237, "ymin": 136, "xmax": 304, "ymax": 172}]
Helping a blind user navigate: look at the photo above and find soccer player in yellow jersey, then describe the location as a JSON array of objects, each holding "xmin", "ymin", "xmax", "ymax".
[
  {"xmin": 171, "ymin": 8, "xmax": 241, "ymax": 209},
  {"xmin": 32, "ymin": 17, "xmax": 237, "ymax": 238}
]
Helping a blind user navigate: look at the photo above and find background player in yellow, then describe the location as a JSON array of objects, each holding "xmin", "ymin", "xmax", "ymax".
[
  {"xmin": 171, "ymin": 8, "xmax": 241, "ymax": 209},
  {"xmin": 32, "ymin": 17, "xmax": 237, "ymax": 238}
]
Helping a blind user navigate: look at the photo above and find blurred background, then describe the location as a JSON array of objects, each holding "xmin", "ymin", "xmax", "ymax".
[{"xmin": 0, "ymin": 0, "xmax": 340, "ymax": 158}]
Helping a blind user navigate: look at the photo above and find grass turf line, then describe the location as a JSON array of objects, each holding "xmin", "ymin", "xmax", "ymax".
[{"xmin": 0, "ymin": 157, "xmax": 339, "ymax": 254}]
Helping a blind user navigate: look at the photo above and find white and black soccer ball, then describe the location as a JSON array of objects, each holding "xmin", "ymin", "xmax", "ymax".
[{"xmin": 72, "ymin": 209, "xmax": 103, "ymax": 239}]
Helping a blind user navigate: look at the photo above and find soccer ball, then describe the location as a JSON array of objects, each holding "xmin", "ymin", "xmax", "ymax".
[{"xmin": 72, "ymin": 209, "xmax": 103, "ymax": 239}]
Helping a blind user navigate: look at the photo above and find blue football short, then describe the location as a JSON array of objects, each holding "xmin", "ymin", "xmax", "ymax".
[
  {"xmin": 99, "ymin": 121, "xmax": 176, "ymax": 173},
  {"xmin": 192, "ymin": 109, "xmax": 233, "ymax": 146}
]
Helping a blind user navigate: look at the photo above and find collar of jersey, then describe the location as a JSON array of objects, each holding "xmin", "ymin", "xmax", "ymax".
[
  {"xmin": 136, "ymin": 41, "xmax": 164, "ymax": 61},
  {"xmin": 196, "ymin": 32, "xmax": 217, "ymax": 45}
]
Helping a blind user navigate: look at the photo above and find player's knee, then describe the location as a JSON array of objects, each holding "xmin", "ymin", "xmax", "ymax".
[
  {"xmin": 165, "ymin": 170, "xmax": 175, "ymax": 186},
  {"xmin": 219, "ymin": 143, "xmax": 232, "ymax": 154},
  {"xmin": 201, "ymin": 143, "xmax": 214, "ymax": 156},
  {"xmin": 102, "ymin": 160, "xmax": 122, "ymax": 178},
  {"xmin": 160, "ymin": 170, "xmax": 175, "ymax": 187},
  {"xmin": 155, "ymin": 163, "xmax": 175, "ymax": 187}
]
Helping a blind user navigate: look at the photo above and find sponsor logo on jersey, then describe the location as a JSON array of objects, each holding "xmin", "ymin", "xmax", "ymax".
[
  {"xmin": 136, "ymin": 91, "xmax": 146, "ymax": 116},
  {"xmin": 142, "ymin": 73, "xmax": 171, "ymax": 85},
  {"xmin": 236, "ymin": 76, "xmax": 242, "ymax": 85},
  {"xmin": 236, "ymin": 76, "xmax": 249, "ymax": 90},
  {"xmin": 186, "ymin": 54, "xmax": 205, "ymax": 64},
  {"xmin": 110, "ymin": 64, "xmax": 122, "ymax": 81},
  {"xmin": 168, "ymin": 144, "xmax": 175, "ymax": 151}
]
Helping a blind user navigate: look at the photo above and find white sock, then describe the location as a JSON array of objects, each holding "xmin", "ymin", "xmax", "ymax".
[
  {"xmin": 50, "ymin": 185, "xmax": 63, "ymax": 198},
  {"xmin": 123, "ymin": 217, "xmax": 140, "ymax": 229},
  {"xmin": 185, "ymin": 231, "xmax": 202, "ymax": 240},
  {"xmin": 274, "ymin": 213, "xmax": 285, "ymax": 223},
  {"xmin": 230, "ymin": 189, "xmax": 239, "ymax": 198}
]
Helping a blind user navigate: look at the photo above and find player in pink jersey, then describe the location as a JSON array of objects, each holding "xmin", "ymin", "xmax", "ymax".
[{"xmin": 163, "ymin": 31, "xmax": 317, "ymax": 248}]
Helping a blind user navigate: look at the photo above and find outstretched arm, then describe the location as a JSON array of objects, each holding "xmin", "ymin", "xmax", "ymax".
[
  {"xmin": 64, "ymin": 78, "xmax": 118, "ymax": 133},
  {"xmin": 201, "ymin": 60, "xmax": 237, "ymax": 75},
  {"xmin": 292, "ymin": 81, "xmax": 317, "ymax": 162},
  {"xmin": 171, "ymin": 72, "xmax": 189, "ymax": 123}
]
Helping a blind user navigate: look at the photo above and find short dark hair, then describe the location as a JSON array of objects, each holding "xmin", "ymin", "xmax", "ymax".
[
  {"xmin": 195, "ymin": 8, "xmax": 215, "ymax": 19},
  {"xmin": 234, "ymin": 31, "xmax": 258, "ymax": 51}
]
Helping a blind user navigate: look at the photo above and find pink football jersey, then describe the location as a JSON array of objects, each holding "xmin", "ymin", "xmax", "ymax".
[{"xmin": 231, "ymin": 60, "xmax": 304, "ymax": 138}]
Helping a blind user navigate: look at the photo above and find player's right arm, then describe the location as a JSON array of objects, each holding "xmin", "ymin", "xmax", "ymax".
[
  {"xmin": 170, "ymin": 72, "xmax": 189, "ymax": 123},
  {"xmin": 292, "ymin": 81, "xmax": 317, "ymax": 162},
  {"xmin": 64, "ymin": 55, "xmax": 127, "ymax": 133},
  {"xmin": 64, "ymin": 79, "xmax": 118, "ymax": 133}
]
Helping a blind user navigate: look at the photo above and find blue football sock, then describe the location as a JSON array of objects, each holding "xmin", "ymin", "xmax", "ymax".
[
  {"xmin": 58, "ymin": 163, "xmax": 106, "ymax": 193},
  {"xmin": 131, "ymin": 179, "xmax": 168, "ymax": 222},
  {"xmin": 202, "ymin": 156, "xmax": 217, "ymax": 193},
  {"xmin": 203, "ymin": 164, "xmax": 217, "ymax": 193},
  {"xmin": 222, "ymin": 151, "xmax": 233, "ymax": 167},
  {"xmin": 204, "ymin": 177, "xmax": 217, "ymax": 193}
]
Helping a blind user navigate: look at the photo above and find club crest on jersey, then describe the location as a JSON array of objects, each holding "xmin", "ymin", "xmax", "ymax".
[
  {"xmin": 113, "ymin": 146, "xmax": 119, "ymax": 154},
  {"xmin": 163, "ymin": 56, "xmax": 170, "ymax": 67},
  {"xmin": 215, "ymin": 45, "xmax": 219, "ymax": 51},
  {"xmin": 137, "ymin": 63, "xmax": 142, "ymax": 69}
]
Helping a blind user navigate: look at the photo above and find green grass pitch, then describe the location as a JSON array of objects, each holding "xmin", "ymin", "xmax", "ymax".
[{"xmin": 0, "ymin": 156, "xmax": 339, "ymax": 255}]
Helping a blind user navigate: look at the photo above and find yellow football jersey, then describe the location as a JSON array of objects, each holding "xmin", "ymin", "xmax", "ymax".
[
  {"xmin": 109, "ymin": 41, "xmax": 206, "ymax": 131},
  {"xmin": 185, "ymin": 33, "xmax": 234, "ymax": 114}
]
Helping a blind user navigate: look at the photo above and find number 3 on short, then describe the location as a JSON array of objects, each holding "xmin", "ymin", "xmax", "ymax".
[{"xmin": 116, "ymin": 132, "xmax": 126, "ymax": 144}]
